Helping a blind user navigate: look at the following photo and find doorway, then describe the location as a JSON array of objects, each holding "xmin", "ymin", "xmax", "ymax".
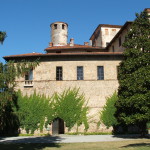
[{"xmin": 52, "ymin": 118, "xmax": 64, "ymax": 135}]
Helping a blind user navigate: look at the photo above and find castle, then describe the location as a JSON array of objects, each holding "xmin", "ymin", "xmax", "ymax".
[{"xmin": 4, "ymin": 8, "xmax": 150, "ymax": 134}]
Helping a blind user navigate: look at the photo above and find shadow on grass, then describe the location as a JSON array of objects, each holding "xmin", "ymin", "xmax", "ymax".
[
  {"xmin": 113, "ymin": 134, "xmax": 150, "ymax": 139},
  {"xmin": 121, "ymin": 142, "xmax": 150, "ymax": 148},
  {"xmin": 0, "ymin": 136, "xmax": 64, "ymax": 150},
  {"xmin": 0, "ymin": 143, "xmax": 61, "ymax": 150}
]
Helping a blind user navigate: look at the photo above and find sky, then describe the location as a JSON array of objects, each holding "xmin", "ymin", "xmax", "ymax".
[{"xmin": 0, "ymin": 0, "xmax": 149, "ymax": 63}]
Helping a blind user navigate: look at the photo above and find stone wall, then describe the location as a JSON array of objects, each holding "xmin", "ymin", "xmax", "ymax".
[{"xmin": 15, "ymin": 55, "xmax": 122, "ymax": 133}]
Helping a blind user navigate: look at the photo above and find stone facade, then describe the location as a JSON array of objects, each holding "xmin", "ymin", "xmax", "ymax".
[
  {"xmin": 15, "ymin": 55, "xmax": 122, "ymax": 133},
  {"xmin": 4, "ymin": 8, "xmax": 150, "ymax": 134}
]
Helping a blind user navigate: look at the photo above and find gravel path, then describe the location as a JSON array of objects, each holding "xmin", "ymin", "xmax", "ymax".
[{"xmin": 0, "ymin": 134, "xmax": 148, "ymax": 143}]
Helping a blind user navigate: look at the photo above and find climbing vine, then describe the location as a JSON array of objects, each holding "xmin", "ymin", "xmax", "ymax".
[
  {"xmin": 52, "ymin": 88, "xmax": 89, "ymax": 131},
  {"xmin": 14, "ymin": 91, "xmax": 55, "ymax": 134},
  {"xmin": 14, "ymin": 88, "xmax": 89, "ymax": 134}
]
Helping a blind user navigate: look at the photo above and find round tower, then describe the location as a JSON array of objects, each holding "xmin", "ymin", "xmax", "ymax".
[{"xmin": 50, "ymin": 22, "xmax": 68, "ymax": 46}]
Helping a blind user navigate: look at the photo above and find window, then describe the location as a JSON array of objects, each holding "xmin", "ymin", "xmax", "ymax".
[
  {"xmin": 25, "ymin": 69, "xmax": 33, "ymax": 81},
  {"xmin": 24, "ymin": 69, "xmax": 33, "ymax": 86},
  {"xmin": 77, "ymin": 66, "xmax": 83, "ymax": 80},
  {"xmin": 97, "ymin": 66, "xmax": 104, "ymax": 80},
  {"xmin": 62, "ymin": 24, "xmax": 65, "ymax": 29},
  {"xmin": 112, "ymin": 45, "xmax": 115, "ymax": 52},
  {"xmin": 56, "ymin": 67, "xmax": 63, "ymax": 80},
  {"xmin": 54, "ymin": 24, "xmax": 57, "ymax": 29},
  {"xmin": 119, "ymin": 37, "xmax": 121, "ymax": 47}
]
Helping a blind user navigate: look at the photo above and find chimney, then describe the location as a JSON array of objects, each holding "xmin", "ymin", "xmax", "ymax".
[
  {"xmin": 84, "ymin": 42, "xmax": 89, "ymax": 46},
  {"xmin": 89, "ymin": 40, "xmax": 92, "ymax": 46},
  {"xmin": 49, "ymin": 42, "xmax": 53, "ymax": 47},
  {"xmin": 70, "ymin": 38, "xmax": 74, "ymax": 46}
]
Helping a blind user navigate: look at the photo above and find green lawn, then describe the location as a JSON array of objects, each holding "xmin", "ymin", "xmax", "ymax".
[{"xmin": 0, "ymin": 139, "xmax": 150, "ymax": 150}]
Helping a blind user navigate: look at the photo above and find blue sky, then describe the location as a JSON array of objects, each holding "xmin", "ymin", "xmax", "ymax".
[{"xmin": 0, "ymin": 0, "xmax": 149, "ymax": 62}]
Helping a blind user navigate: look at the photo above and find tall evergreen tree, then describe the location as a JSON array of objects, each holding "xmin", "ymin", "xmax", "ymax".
[
  {"xmin": 0, "ymin": 31, "xmax": 7, "ymax": 44},
  {"xmin": 115, "ymin": 9, "xmax": 150, "ymax": 136}
]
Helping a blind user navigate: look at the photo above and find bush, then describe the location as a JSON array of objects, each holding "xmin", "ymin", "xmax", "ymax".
[{"xmin": 99, "ymin": 92, "xmax": 118, "ymax": 128}]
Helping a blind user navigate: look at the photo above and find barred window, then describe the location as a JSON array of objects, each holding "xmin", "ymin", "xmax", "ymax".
[
  {"xmin": 25, "ymin": 69, "xmax": 33, "ymax": 80},
  {"xmin": 56, "ymin": 67, "xmax": 63, "ymax": 80},
  {"xmin": 77, "ymin": 66, "xmax": 83, "ymax": 80},
  {"xmin": 97, "ymin": 66, "xmax": 104, "ymax": 80}
]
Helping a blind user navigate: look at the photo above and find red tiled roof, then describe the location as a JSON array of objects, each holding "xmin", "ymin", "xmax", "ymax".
[
  {"xmin": 4, "ymin": 52, "xmax": 43, "ymax": 58},
  {"xmin": 45, "ymin": 44, "xmax": 102, "ymax": 51},
  {"xmin": 3, "ymin": 52, "xmax": 123, "ymax": 60}
]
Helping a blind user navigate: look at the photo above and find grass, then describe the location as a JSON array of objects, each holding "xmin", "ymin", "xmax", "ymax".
[{"xmin": 0, "ymin": 139, "xmax": 149, "ymax": 150}]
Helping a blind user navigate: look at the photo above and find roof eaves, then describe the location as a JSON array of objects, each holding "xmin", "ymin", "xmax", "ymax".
[{"xmin": 3, "ymin": 52, "xmax": 123, "ymax": 60}]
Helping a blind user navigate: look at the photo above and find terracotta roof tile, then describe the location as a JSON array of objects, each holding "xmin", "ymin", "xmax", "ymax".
[
  {"xmin": 3, "ymin": 52, "xmax": 123, "ymax": 60},
  {"xmin": 45, "ymin": 44, "xmax": 102, "ymax": 51},
  {"xmin": 4, "ymin": 52, "xmax": 43, "ymax": 58}
]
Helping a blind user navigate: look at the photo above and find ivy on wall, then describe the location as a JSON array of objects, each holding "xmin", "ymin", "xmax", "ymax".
[
  {"xmin": 14, "ymin": 88, "xmax": 89, "ymax": 134},
  {"xmin": 52, "ymin": 88, "xmax": 89, "ymax": 131},
  {"xmin": 14, "ymin": 91, "xmax": 54, "ymax": 134}
]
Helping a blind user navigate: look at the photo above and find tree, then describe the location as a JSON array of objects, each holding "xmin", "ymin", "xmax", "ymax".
[
  {"xmin": 0, "ymin": 31, "xmax": 7, "ymax": 44},
  {"xmin": 115, "ymin": 9, "xmax": 150, "ymax": 136},
  {"xmin": 100, "ymin": 92, "xmax": 118, "ymax": 129},
  {"xmin": 0, "ymin": 60, "xmax": 39, "ymax": 135}
]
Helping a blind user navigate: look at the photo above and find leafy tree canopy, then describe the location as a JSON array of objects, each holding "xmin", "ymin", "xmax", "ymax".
[
  {"xmin": 0, "ymin": 31, "xmax": 7, "ymax": 44},
  {"xmin": 0, "ymin": 60, "xmax": 39, "ymax": 135}
]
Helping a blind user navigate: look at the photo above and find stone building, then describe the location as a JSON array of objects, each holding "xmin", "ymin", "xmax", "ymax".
[{"xmin": 3, "ymin": 8, "xmax": 150, "ymax": 134}]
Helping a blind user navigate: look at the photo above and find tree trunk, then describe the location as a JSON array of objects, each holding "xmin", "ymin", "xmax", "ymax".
[{"xmin": 139, "ymin": 122, "xmax": 147, "ymax": 137}]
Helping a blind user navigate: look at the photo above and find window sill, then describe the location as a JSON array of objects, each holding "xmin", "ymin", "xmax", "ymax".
[{"xmin": 24, "ymin": 80, "xmax": 33, "ymax": 87}]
